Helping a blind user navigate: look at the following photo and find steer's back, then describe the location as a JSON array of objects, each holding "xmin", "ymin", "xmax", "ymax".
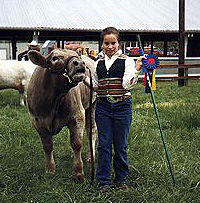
[{"xmin": 0, "ymin": 60, "xmax": 36, "ymax": 88}]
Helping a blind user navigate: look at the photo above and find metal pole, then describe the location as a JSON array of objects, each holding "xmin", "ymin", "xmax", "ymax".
[
  {"xmin": 146, "ymin": 73, "xmax": 176, "ymax": 185},
  {"xmin": 136, "ymin": 34, "xmax": 175, "ymax": 185}
]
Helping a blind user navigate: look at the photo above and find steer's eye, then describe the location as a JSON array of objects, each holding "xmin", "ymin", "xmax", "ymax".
[{"xmin": 52, "ymin": 56, "xmax": 59, "ymax": 62}]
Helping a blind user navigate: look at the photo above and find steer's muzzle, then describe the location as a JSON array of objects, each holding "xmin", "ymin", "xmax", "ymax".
[
  {"xmin": 73, "ymin": 60, "xmax": 86, "ymax": 74},
  {"xmin": 68, "ymin": 58, "xmax": 86, "ymax": 84}
]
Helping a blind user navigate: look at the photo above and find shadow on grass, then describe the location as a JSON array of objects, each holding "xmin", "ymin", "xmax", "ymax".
[{"xmin": 0, "ymin": 90, "xmax": 22, "ymax": 107}]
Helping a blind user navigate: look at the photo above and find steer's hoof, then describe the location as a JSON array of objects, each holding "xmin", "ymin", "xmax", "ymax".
[
  {"xmin": 73, "ymin": 173, "xmax": 84, "ymax": 183},
  {"xmin": 46, "ymin": 163, "xmax": 56, "ymax": 174},
  {"xmin": 46, "ymin": 168, "xmax": 55, "ymax": 174}
]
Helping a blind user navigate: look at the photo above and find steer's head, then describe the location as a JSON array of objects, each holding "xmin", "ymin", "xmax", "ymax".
[{"xmin": 28, "ymin": 49, "xmax": 86, "ymax": 86}]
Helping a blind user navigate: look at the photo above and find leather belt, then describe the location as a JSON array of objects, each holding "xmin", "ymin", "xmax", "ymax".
[{"xmin": 98, "ymin": 95, "xmax": 131, "ymax": 103}]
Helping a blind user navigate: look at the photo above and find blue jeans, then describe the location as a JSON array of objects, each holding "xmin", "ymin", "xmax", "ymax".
[{"xmin": 95, "ymin": 97, "xmax": 132, "ymax": 187}]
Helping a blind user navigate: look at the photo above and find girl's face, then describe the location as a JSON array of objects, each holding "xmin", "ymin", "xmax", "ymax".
[{"xmin": 102, "ymin": 34, "xmax": 119, "ymax": 58}]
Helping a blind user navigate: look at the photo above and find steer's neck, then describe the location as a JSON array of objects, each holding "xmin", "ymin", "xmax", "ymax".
[{"xmin": 36, "ymin": 70, "xmax": 71, "ymax": 116}]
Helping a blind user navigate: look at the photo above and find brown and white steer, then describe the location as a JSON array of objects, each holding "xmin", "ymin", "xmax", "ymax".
[{"xmin": 27, "ymin": 49, "xmax": 96, "ymax": 183}]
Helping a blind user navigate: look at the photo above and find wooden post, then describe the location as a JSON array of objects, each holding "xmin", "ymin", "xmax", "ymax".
[
  {"xmin": 151, "ymin": 40, "xmax": 154, "ymax": 54},
  {"xmin": 62, "ymin": 40, "xmax": 65, "ymax": 49},
  {"xmin": 178, "ymin": 0, "xmax": 187, "ymax": 86},
  {"xmin": 164, "ymin": 40, "xmax": 168, "ymax": 56},
  {"xmin": 57, "ymin": 40, "xmax": 60, "ymax": 48},
  {"xmin": 11, "ymin": 39, "xmax": 17, "ymax": 60}
]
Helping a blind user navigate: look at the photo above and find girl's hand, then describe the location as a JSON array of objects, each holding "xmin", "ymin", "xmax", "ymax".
[{"xmin": 135, "ymin": 55, "xmax": 146, "ymax": 71}]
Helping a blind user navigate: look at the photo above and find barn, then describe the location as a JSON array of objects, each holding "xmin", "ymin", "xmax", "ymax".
[{"xmin": 0, "ymin": 0, "xmax": 200, "ymax": 60}]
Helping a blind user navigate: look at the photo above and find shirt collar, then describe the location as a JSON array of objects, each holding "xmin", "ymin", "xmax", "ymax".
[{"xmin": 105, "ymin": 49, "xmax": 122, "ymax": 60}]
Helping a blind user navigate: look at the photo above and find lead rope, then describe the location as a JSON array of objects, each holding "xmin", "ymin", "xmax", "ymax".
[
  {"xmin": 66, "ymin": 66, "xmax": 95, "ymax": 184},
  {"xmin": 87, "ymin": 66, "xmax": 95, "ymax": 185},
  {"xmin": 78, "ymin": 53, "xmax": 95, "ymax": 184}
]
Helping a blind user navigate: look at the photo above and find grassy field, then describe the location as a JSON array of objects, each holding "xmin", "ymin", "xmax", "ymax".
[{"xmin": 0, "ymin": 80, "xmax": 199, "ymax": 203}]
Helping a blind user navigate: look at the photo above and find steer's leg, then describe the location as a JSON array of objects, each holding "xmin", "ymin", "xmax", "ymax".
[
  {"xmin": 40, "ymin": 135, "xmax": 56, "ymax": 174},
  {"xmin": 18, "ymin": 84, "xmax": 25, "ymax": 106},
  {"xmin": 68, "ymin": 116, "xmax": 85, "ymax": 183},
  {"xmin": 85, "ymin": 102, "xmax": 97, "ymax": 163},
  {"xmin": 19, "ymin": 93, "xmax": 25, "ymax": 106}
]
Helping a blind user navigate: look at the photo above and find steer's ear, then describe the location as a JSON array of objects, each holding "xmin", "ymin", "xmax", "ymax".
[{"xmin": 28, "ymin": 50, "xmax": 48, "ymax": 67}]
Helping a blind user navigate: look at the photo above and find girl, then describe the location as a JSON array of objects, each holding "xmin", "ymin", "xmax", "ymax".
[{"xmin": 86, "ymin": 27, "xmax": 143, "ymax": 192}]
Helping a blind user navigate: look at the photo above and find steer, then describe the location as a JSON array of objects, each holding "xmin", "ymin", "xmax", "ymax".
[
  {"xmin": 27, "ymin": 49, "xmax": 96, "ymax": 183},
  {"xmin": 0, "ymin": 60, "xmax": 36, "ymax": 106}
]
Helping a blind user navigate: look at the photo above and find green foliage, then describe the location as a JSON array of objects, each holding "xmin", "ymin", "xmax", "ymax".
[{"xmin": 0, "ymin": 82, "xmax": 199, "ymax": 202}]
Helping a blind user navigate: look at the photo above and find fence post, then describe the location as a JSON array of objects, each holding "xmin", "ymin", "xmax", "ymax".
[
  {"xmin": 11, "ymin": 39, "xmax": 17, "ymax": 60},
  {"xmin": 178, "ymin": 0, "xmax": 188, "ymax": 86}
]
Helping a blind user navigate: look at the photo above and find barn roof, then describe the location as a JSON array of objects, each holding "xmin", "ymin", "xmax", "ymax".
[{"xmin": 0, "ymin": 0, "xmax": 199, "ymax": 33}]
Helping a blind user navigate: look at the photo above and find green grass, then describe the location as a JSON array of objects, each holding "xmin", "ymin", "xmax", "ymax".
[{"xmin": 0, "ymin": 81, "xmax": 200, "ymax": 203}]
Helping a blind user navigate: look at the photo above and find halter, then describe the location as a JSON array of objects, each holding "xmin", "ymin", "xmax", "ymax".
[{"xmin": 50, "ymin": 55, "xmax": 79, "ymax": 84}]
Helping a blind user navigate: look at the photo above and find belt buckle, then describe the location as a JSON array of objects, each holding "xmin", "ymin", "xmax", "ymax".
[{"xmin": 107, "ymin": 96, "xmax": 117, "ymax": 103}]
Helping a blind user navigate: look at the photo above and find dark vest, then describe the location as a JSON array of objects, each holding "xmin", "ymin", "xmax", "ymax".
[{"xmin": 96, "ymin": 58, "xmax": 129, "ymax": 97}]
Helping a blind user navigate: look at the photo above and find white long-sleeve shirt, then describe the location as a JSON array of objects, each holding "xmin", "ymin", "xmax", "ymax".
[{"xmin": 93, "ymin": 50, "xmax": 140, "ymax": 95}]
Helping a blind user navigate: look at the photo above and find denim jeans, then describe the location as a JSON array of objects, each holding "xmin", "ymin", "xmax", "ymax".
[{"xmin": 95, "ymin": 97, "xmax": 132, "ymax": 187}]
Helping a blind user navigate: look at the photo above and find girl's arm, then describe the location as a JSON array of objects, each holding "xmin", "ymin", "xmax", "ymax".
[
  {"xmin": 123, "ymin": 56, "xmax": 145, "ymax": 90},
  {"xmin": 83, "ymin": 61, "xmax": 98, "ymax": 91}
]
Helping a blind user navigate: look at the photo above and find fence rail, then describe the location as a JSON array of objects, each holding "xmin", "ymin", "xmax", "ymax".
[
  {"xmin": 159, "ymin": 64, "xmax": 200, "ymax": 69},
  {"xmin": 155, "ymin": 64, "xmax": 200, "ymax": 80}
]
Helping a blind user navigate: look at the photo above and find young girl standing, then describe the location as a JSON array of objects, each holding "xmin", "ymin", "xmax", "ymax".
[{"xmin": 91, "ymin": 27, "xmax": 143, "ymax": 191}]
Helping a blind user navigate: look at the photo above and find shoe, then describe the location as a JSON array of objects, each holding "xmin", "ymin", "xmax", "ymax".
[
  {"xmin": 98, "ymin": 185, "xmax": 110, "ymax": 194},
  {"xmin": 118, "ymin": 183, "xmax": 129, "ymax": 191}
]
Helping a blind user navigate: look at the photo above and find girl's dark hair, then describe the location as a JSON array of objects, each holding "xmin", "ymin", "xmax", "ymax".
[{"xmin": 100, "ymin": 27, "xmax": 120, "ymax": 47}]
